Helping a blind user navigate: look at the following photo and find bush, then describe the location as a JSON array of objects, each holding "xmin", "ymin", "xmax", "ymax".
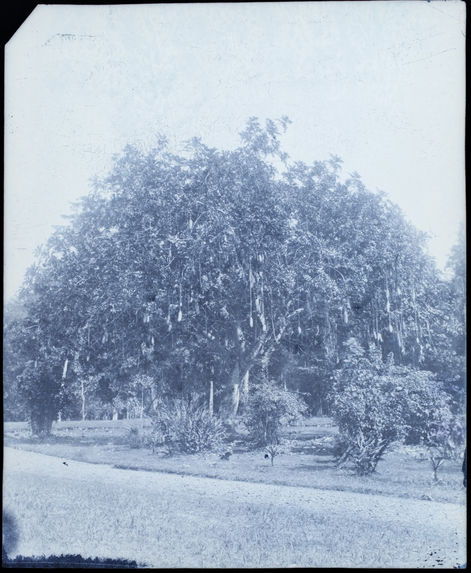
[
  {"xmin": 150, "ymin": 396, "xmax": 226, "ymax": 454},
  {"xmin": 424, "ymin": 413, "xmax": 465, "ymax": 482},
  {"xmin": 243, "ymin": 382, "xmax": 307, "ymax": 447},
  {"xmin": 331, "ymin": 339, "xmax": 463, "ymax": 477},
  {"xmin": 394, "ymin": 364, "xmax": 465, "ymax": 480},
  {"xmin": 126, "ymin": 426, "xmax": 142, "ymax": 449},
  {"xmin": 416, "ymin": 397, "xmax": 465, "ymax": 481},
  {"xmin": 330, "ymin": 340, "xmax": 406, "ymax": 475}
]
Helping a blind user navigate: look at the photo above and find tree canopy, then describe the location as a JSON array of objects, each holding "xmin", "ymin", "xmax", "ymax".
[{"xmin": 4, "ymin": 118, "xmax": 465, "ymax": 434}]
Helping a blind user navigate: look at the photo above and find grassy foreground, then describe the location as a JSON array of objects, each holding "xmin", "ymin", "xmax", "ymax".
[{"xmin": 3, "ymin": 447, "xmax": 466, "ymax": 568}]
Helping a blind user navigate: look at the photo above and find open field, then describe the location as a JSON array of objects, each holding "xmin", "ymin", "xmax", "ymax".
[
  {"xmin": 4, "ymin": 417, "xmax": 466, "ymax": 504},
  {"xmin": 3, "ymin": 447, "xmax": 466, "ymax": 568}
]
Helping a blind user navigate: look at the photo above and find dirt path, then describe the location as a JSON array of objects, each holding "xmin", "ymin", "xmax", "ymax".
[{"xmin": 3, "ymin": 447, "xmax": 467, "ymax": 568}]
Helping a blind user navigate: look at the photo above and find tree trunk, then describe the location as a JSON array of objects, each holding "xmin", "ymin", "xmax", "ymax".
[
  {"xmin": 30, "ymin": 409, "xmax": 54, "ymax": 438},
  {"xmin": 240, "ymin": 370, "xmax": 249, "ymax": 404},
  {"xmin": 232, "ymin": 383, "xmax": 240, "ymax": 417},
  {"xmin": 140, "ymin": 386, "xmax": 145, "ymax": 431},
  {"xmin": 230, "ymin": 360, "xmax": 240, "ymax": 416},
  {"xmin": 81, "ymin": 379, "xmax": 86, "ymax": 421},
  {"xmin": 209, "ymin": 380, "xmax": 214, "ymax": 416},
  {"xmin": 228, "ymin": 308, "xmax": 297, "ymax": 417}
]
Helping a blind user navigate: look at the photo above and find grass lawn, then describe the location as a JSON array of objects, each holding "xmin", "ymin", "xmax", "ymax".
[
  {"xmin": 3, "ymin": 447, "xmax": 466, "ymax": 568},
  {"xmin": 4, "ymin": 417, "xmax": 466, "ymax": 505}
]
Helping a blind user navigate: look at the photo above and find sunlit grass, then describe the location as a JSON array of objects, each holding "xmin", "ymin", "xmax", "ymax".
[{"xmin": 3, "ymin": 470, "xmax": 465, "ymax": 568}]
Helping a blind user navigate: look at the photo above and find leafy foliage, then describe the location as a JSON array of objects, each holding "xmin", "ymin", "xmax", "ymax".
[
  {"xmin": 243, "ymin": 382, "xmax": 307, "ymax": 447},
  {"xmin": 331, "ymin": 340, "xmax": 405, "ymax": 474},
  {"xmin": 424, "ymin": 414, "xmax": 465, "ymax": 482},
  {"xmin": 331, "ymin": 337, "xmax": 465, "ymax": 476},
  {"xmin": 126, "ymin": 426, "xmax": 143, "ymax": 449},
  {"xmin": 402, "ymin": 379, "xmax": 466, "ymax": 481},
  {"xmin": 150, "ymin": 396, "xmax": 226, "ymax": 454},
  {"xmin": 4, "ymin": 117, "xmax": 465, "ymax": 443}
]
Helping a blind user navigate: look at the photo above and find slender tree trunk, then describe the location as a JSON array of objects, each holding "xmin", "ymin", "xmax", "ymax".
[
  {"xmin": 281, "ymin": 367, "xmax": 287, "ymax": 391},
  {"xmin": 240, "ymin": 370, "xmax": 249, "ymax": 404},
  {"xmin": 140, "ymin": 386, "xmax": 145, "ymax": 431},
  {"xmin": 150, "ymin": 384, "xmax": 157, "ymax": 414},
  {"xmin": 228, "ymin": 308, "xmax": 298, "ymax": 417},
  {"xmin": 231, "ymin": 361, "xmax": 240, "ymax": 416},
  {"xmin": 81, "ymin": 379, "xmax": 86, "ymax": 421},
  {"xmin": 209, "ymin": 380, "xmax": 214, "ymax": 416},
  {"xmin": 232, "ymin": 383, "xmax": 240, "ymax": 417}
]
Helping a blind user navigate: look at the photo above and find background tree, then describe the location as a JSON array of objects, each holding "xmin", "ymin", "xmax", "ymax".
[{"xmin": 3, "ymin": 300, "xmax": 29, "ymax": 422}]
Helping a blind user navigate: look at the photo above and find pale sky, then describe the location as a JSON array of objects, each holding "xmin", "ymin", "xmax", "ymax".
[{"xmin": 4, "ymin": 1, "xmax": 466, "ymax": 301}]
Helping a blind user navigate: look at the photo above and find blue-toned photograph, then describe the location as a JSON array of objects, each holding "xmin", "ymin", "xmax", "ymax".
[{"xmin": 3, "ymin": 2, "xmax": 466, "ymax": 568}]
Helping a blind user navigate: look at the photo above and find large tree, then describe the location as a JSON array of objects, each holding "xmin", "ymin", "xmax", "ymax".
[{"xmin": 7, "ymin": 118, "xmax": 459, "ymax": 431}]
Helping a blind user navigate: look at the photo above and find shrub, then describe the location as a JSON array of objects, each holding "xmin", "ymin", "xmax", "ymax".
[
  {"xmin": 394, "ymin": 365, "xmax": 465, "ymax": 481},
  {"xmin": 264, "ymin": 443, "xmax": 282, "ymax": 466},
  {"xmin": 331, "ymin": 339, "xmax": 463, "ymax": 477},
  {"xmin": 150, "ymin": 396, "xmax": 226, "ymax": 454},
  {"xmin": 126, "ymin": 426, "xmax": 142, "ymax": 449},
  {"xmin": 330, "ymin": 340, "xmax": 406, "ymax": 475},
  {"xmin": 243, "ymin": 382, "xmax": 307, "ymax": 447},
  {"xmin": 417, "ymin": 400, "xmax": 465, "ymax": 481},
  {"xmin": 424, "ymin": 414, "xmax": 465, "ymax": 482}
]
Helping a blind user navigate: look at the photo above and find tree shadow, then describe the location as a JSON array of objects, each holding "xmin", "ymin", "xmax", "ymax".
[
  {"xmin": 290, "ymin": 463, "xmax": 335, "ymax": 472},
  {"xmin": 290, "ymin": 445, "xmax": 334, "ymax": 456}
]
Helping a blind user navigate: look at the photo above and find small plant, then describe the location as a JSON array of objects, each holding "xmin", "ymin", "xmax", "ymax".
[
  {"xmin": 264, "ymin": 444, "xmax": 281, "ymax": 466},
  {"xmin": 126, "ymin": 426, "xmax": 142, "ymax": 449},
  {"xmin": 422, "ymin": 414, "xmax": 465, "ymax": 482},
  {"xmin": 399, "ymin": 368, "xmax": 466, "ymax": 482},
  {"xmin": 150, "ymin": 396, "xmax": 227, "ymax": 454}
]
